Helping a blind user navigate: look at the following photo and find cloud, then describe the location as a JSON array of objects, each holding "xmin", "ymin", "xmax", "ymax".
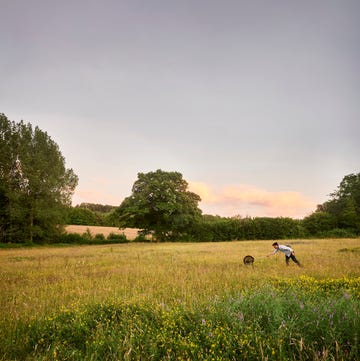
[
  {"xmin": 188, "ymin": 181, "xmax": 218, "ymax": 202},
  {"xmin": 72, "ymin": 180, "xmax": 316, "ymax": 219},
  {"xmin": 188, "ymin": 181, "xmax": 316, "ymax": 218}
]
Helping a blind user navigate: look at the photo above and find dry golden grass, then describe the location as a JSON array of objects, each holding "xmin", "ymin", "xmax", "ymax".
[
  {"xmin": 65, "ymin": 225, "xmax": 141, "ymax": 239},
  {"xmin": 1, "ymin": 238, "xmax": 359, "ymax": 332}
]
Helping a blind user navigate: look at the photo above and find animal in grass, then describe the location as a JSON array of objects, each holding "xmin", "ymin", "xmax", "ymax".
[{"xmin": 267, "ymin": 242, "xmax": 301, "ymax": 267}]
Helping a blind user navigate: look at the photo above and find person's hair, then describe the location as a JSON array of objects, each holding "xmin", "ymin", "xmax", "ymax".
[{"xmin": 272, "ymin": 242, "xmax": 278, "ymax": 246}]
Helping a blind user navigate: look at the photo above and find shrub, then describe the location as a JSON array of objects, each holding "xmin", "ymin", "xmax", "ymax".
[
  {"xmin": 106, "ymin": 233, "xmax": 128, "ymax": 243},
  {"xmin": 134, "ymin": 233, "xmax": 150, "ymax": 242},
  {"xmin": 317, "ymin": 228, "xmax": 357, "ymax": 238},
  {"xmin": 92, "ymin": 233, "xmax": 106, "ymax": 244},
  {"xmin": 56, "ymin": 232, "xmax": 85, "ymax": 244}
]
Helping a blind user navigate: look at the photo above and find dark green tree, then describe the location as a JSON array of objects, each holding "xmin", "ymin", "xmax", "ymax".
[
  {"xmin": 77, "ymin": 203, "xmax": 116, "ymax": 213},
  {"xmin": 0, "ymin": 114, "xmax": 78, "ymax": 243},
  {"xmin": 338, "ymin": 197, "xmax": 358, "ymax": 230},
  {"xmin": 302, "ymin": 211, "xmax": 337, "ymax": 236},
  {"xmin": 116, "ymin": 169, "xmax": 202, "ymax": 241},
  {"xmin": 303, "ymin": 173, "xmax": 360, "ymax": 236},
  {"xmin": 0, "ymin": 115, "xmax": 17, "ymax": 241},
  {"xmin": 67, "ymin": 207, "xmax": 103, "ymax": 226},
  {"xmin": 321, "ymin": 173, "xmax": 360, "ymax": 234}
]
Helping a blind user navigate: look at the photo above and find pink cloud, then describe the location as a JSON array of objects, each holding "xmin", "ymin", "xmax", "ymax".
[
  {"xmin": 187, "ymin": 181, "xmax": 219, "ymax": 202},
  {"xmin": 188, "ymin": 182, "xmax": 316, "ymax": 218},
  {"xmin": 72, "ymin": 181, "xmax": 316, "ymax": 219}
]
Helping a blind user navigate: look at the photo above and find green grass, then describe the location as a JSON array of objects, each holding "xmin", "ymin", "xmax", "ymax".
[{"xmin": 1, "ymin": 239, "xmax": 359, "ymax": 360}]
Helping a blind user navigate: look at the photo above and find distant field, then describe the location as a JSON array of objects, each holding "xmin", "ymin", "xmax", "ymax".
[
  {"xmin": 1, "ymin": 238, "xmax": 359, "ymax": 360},
  {"xmin": 65, "ymin": 225, "xmax": 141, "ymax": 239}
]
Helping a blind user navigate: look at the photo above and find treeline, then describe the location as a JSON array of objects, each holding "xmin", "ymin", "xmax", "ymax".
[
  {"xmin": 66, "ymin": 203, "xmax": 118, "ymax": 227},
  {"xmin": 193, "ymin": 215, "xmax": 305, "ymax": 241},
  {"xmin": 65, "ymin": 205, "xmax": 357, "ymax": 243},
  {"xmin": 65, "ymin": 171, "xmax": 360, "ymax": 242},
  {"xmin": 193, "ymin": 214, "xmax": 356, "ymax": 241},
  {"xmin": 1, "ymin": 114, "xmax": 359, "ymax": 244}
]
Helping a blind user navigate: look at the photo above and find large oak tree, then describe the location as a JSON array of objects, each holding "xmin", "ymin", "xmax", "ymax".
[{"xmin": 116, "ymin": 169, "xmax": 202, "ymax": 241}]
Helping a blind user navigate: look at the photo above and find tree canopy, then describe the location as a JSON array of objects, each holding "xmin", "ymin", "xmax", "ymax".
[
  {"xmin": 116, "ymin": 169, "xmax": 202, "ymax": 241},
  {"xmin": 303, "ymin": 173, "xmax": 360, "ymax": 236},
  {"xmin": 0, "ymin": 114, "xmax": 78, "ymax": 243}
]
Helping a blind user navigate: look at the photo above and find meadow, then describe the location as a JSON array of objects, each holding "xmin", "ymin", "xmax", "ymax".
[{"xmin": 1, "ymin": 238, "xmax": 359, "ymax": 360}]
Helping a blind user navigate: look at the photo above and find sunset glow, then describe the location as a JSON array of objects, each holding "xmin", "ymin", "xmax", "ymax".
[{"xmin": 188, "ymin": 182, "xmax": 316, "ymax": 218}]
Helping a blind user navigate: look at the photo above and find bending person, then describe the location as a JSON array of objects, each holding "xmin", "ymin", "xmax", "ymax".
[{"xmin": 267, "ymin": 242, "xmax": 301, "ymax": 267}]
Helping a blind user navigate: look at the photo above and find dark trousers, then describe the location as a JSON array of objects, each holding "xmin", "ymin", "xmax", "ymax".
[{"xmin": 285, "ymin": 253, "xmax": 301, "ymax": 266}]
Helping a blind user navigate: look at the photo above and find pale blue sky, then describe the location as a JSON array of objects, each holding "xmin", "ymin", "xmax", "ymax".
[{"xmin": 1, "ymin": 0, "xmax": 359, "ymax": 218}]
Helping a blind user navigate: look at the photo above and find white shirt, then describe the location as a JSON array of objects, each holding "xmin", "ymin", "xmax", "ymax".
[{"xmin": 274, "ymin": 245, "xmax": 293, "ymax": 257}]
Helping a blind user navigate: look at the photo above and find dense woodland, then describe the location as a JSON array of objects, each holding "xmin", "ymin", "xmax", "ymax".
[{"xmin": 1, "ymin": 114, "xmax": 359, "ymax": 244}]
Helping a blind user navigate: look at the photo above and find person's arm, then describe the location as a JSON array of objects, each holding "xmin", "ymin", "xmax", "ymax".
[{"xmin": 267, "ymin": 249, "xmax": 277, "ymax": 257}]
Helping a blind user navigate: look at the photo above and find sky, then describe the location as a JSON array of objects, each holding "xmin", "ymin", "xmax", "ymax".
[{"xmin": 1, "ymin": 0, "xmax": 359, "ymax": 219}]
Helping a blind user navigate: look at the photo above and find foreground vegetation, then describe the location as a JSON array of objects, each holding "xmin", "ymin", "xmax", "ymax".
[{"xmin": 1, "ymin": 238, "xmax": 359, "ymax": 360}]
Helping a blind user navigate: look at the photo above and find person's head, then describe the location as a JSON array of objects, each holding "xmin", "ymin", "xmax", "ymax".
[{"xmin": 272, "ymin": 241, "xmax": 279, "ymax": 249}]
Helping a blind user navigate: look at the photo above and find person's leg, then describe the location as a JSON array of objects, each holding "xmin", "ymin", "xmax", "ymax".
[
  {"xmin": 290, "ymin": 253, "xmax": 301, "ymax": 267},
  {"xmin": 285, "ymin": 255, "xmax": 290, "ymax": 265}
]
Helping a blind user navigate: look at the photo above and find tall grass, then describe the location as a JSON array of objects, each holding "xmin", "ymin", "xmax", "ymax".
[{"xmin": 1, "ymin": 239, "xmax": 359, "ymax": 360}]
